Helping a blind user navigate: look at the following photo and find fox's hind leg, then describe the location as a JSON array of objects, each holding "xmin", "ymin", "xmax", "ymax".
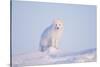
[
  {"xmin": 40, "ymin": 39, "xmax": 49, "ymax": 52},
  {"xmin": 40, "ymin": 45, "xmax": 46, "ymax": 52}
]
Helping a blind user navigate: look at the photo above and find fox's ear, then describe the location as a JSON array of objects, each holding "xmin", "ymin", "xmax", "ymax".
[
  {"xmin": 53, "ymin": 19, "xmax": 56, "ymax": 24},
  {"xmin": 59, "ymin": 19, "xmax": 64, "ymax": 24},
  {"xmin": 53, "ymin": 18, "xmax": 64, "ymax": 24}
]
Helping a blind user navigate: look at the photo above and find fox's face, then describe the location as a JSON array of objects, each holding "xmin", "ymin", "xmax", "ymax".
[{"xmin": 53, "ymin": 19, "xmax": 64, "ymax": 31}]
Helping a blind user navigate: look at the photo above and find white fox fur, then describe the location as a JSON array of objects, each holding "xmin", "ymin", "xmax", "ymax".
[{"xmin": 40, "ymin": 19, "xmax": 64, "ymax": 52}]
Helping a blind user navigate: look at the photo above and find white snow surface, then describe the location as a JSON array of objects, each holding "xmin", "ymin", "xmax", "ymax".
[{"xmin": 12, "ymin": 48, "xmax": 96, "ymax": 67}]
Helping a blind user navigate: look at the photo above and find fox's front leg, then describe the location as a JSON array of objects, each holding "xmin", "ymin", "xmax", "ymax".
[
  {"xmin": 51, "ymin": 32, "xmax": 58, "ymax": 49},
  {"xmin": 52, "ymin": 38, "xmax": 59, "ymax": 49},
  {"xmin": 55, "ymin": 40, "xmax": 59, "ymax": 49},
  {"xmin": 52, "ymin": 38, "xmax": 56, "ymax": 48}
]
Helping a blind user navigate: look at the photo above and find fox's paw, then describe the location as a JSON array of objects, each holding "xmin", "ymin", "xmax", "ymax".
[{"xmin": 48, "ymin": 47, "xmax": 59, "ymax": 56}]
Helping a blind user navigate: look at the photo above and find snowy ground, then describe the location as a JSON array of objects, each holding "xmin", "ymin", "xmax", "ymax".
[{"xmin": 12, "ymin": 48, "xmax": 96, "ymax": 67}]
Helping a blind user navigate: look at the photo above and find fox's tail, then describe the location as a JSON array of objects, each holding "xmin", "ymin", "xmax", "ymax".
[
  {"xmin": 39, "ymin": 40, "xmax": 46, "ymax": 52},
  {"xmin": 39, "ymin": 41, "xmax": 50, "ymax": 52},
  {"xmin": 39, "ymin": 44, "xmax": 45, "ymax": 52}
]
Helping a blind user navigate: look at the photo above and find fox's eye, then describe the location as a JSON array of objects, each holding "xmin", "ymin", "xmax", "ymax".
[
  {"xmin": 59, "ymin": 24, "xmax": 61, "ymax": 26},
  {"xmin": 56, "ymin": 24, "xmax": 57, "ymax": 26}
]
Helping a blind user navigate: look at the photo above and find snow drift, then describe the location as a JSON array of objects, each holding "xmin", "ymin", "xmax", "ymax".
[{"xmin": 12, "ymin": 48, "xmax": 96, "ymax": 67}]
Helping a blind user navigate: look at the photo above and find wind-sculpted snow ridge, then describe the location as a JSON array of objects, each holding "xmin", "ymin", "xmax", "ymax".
[
  {"xmin": 53, "ymin": 48, "xmax": 96, "ymax": 64},
  {"xmin": 12, "ymin": 48, "xmax": 96, "ymax": 67}
]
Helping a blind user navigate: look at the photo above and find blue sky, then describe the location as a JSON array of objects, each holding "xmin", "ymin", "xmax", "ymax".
[{"xmin": 12, "ymin": 1, "xmax": 96, "ymax": 56}]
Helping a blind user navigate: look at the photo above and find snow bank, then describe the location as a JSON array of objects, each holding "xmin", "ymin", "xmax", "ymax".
[{"xmin": 12, "ymin": 48, "xmax": 96, "ymax": 67}]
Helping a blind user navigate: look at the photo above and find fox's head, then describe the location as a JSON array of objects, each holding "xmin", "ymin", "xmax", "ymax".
[{"xmin": 53, "ymin": 18, "xmax": 64, "ymax": 31}]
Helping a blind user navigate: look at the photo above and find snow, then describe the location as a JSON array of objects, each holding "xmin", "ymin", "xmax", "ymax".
[
  {"xmin": 47, "ymin": 47, "xmax": 61, "ymax": 56},
  {"xmin": 12, "ymin": 48, "xmax": 96, "ymax": 67}
]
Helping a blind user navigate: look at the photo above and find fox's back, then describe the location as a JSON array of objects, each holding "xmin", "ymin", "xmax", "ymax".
[
  {"xmin": 39, "ymin": 24, "xmax": 54, "ymax": 51},
  {"xmin": 41, "ymin": 24, "xmax": 53, "ymax": 40}
]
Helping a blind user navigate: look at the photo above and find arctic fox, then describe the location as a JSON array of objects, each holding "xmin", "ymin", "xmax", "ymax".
[{"xmin": 40, "ymin": 19, "xmax": 64, "ymax": 52}]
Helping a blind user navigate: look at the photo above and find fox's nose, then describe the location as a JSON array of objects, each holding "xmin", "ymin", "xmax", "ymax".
[{"xmin": 57, "ymin": 27, "xmax": 59, "ymax": 30}]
